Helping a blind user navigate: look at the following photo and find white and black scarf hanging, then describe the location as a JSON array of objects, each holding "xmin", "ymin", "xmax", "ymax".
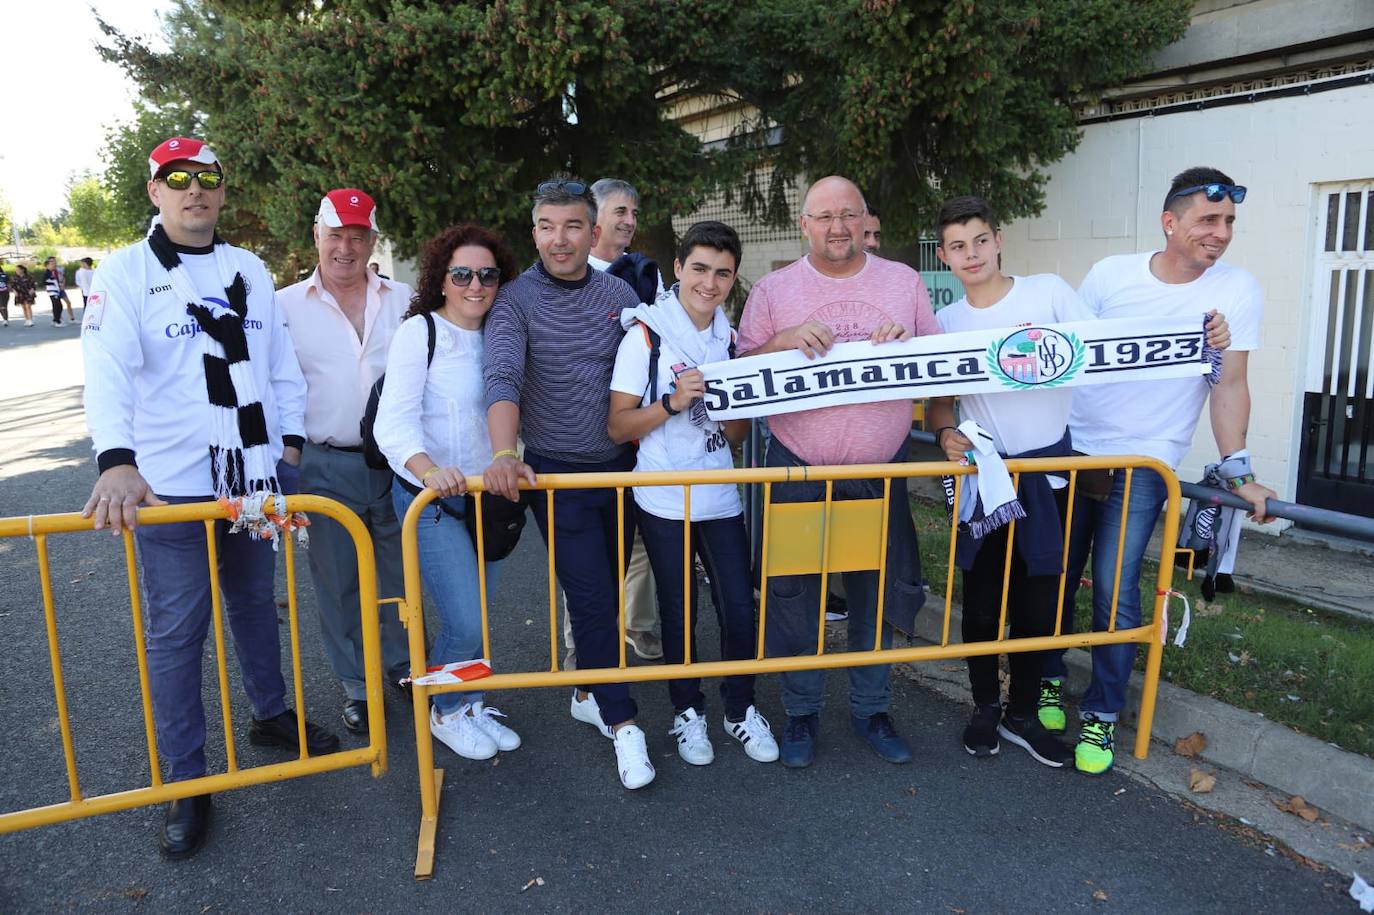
[{"xmin": 145, "ymin": 218, "xmax": 280, "ymax": 501}]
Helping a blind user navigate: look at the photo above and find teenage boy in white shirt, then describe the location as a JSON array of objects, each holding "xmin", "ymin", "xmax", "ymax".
[
  {"xmin": 926, "ymin": 196, "xmax": 1093, "ymax": 768},
  {"xmin": 607, "ymin": 220, "xmax": 780, "ymax": 767}
]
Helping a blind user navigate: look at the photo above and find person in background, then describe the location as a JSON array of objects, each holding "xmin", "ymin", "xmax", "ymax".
[
  {"xmin": 75, "ymin": 257, "xmax": 96, "ymax": 308},
  {"xmin": 43, "ymin": 256, "xmax": 73, "ymax": 325},
  {"xmin": 12, "ymin": 264, "xmax": 37, "ymax": 326}
]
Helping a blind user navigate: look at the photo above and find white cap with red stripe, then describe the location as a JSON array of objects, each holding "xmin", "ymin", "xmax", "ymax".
[
  {"xmin": 148, "ymin": 137, "xmax": 220, "ymax": 179},
  {"xmin": 316, "ymin": 188, "xmax": 379, "ymax": 231}
]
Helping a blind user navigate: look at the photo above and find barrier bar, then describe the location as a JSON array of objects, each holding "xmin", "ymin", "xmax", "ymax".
[
  {"xmin": 121, "ymin": 529, "xmax": 162, "ymax": 787},
  {"xmin": 0, "ymin": 496, "xmax": 387, "ymax": 838},
  {"xmin": 996, "ymin": 472, "xmax": 1021, "ymax": 640},
  {"xmin": 1107, "ymin": 467, "xmax": 1134, "ymax": 633},
  {"xmin": 871, "ymin": 478, "xmax": 892, "ymax": 650},
  {"xmin": 756, "ymin": 482, "xmax": 773, "ymax": 660},
  {"xmin": 282, "ymin": 532, "xmax": 309, "ymax": 759},
  {"xmin": 816, "ymin": 479, "xmax": 834, "ymax": 654},
  {"xmin": 1054, "ymin": 470, "xmax": 1079, "ymax": 637},
  {"xmin": 941, "ymin": 477, "xmax": 960, "ymax": 647},
  {"xmin": 34, "ymin": 535, "xmax": 81, "ymax": 803},
  {"xmin": 683, "ymin": 485, "xmax": 693, "ymax": 666},
  {"xmin": 203, "ymin": 520, "xmax": 240, "ymax": 771}
]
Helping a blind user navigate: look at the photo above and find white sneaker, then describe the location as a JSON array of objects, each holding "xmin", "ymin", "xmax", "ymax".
[
  {"xmin": 25, "ymin": 319, "xmax": 34, "ymax": 326},
  {"xmin": 724, "ymin": 706, "xmax": 780, "ymax": 763},
  {"xmin": 612, "ymin": 724, "xmax": 655, "ymax": 789},
  {"xmin": 669, "ymin": 708, "xmax": 714, "ymax": 765},
  {"xmin": 470, "ymin": 701, "xmax": 521, "ymax": 751},
  {"xmin": 430, "ymin": 704, "xmax": 497, "ymax": 760},
  {"xmin": 569, "ymin": 690, "xmax": 613, "ymax": 739}
]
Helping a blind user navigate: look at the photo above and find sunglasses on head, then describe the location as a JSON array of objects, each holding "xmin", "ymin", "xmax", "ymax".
[
  {"xmin": 158, "ymin": 169, "xmax": 224, "ymax": 191},
  {"xmin": 1167, "ymin": 183, "xmax": 1246, "ymax": 205},
  {"xmin": 448, "ymin": 266, "xmax": 502, "ymax": 288},
  {"xmin": 536, "ymin": 179, "xmax": 588, "ymax": 197}
]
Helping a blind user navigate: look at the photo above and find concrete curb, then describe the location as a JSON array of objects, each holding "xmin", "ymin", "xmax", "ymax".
[{"xmin": 899, "ymin": 603, "xmax": 1374, "ymax": 833}]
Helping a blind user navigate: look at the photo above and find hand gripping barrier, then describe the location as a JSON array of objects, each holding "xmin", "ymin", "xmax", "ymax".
[
  {"xmin": 399, "ymin": 455, "xmax": 1183, "ymax": 878},
  {"xmin": 0, "ymin": 496, "xmax": 387, "ymax": 834}
]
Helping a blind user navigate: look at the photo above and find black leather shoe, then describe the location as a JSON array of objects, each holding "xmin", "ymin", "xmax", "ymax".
[
  {"xmin": 342, "ymin": 699, "xmax": 369, "ymax": 734},
  {"xmin": 249, "ymin": 708, "xmax": 340, "ymax": 754},
  {"xmin": 160, "ymin": 794, "xmax": 212, "ymax": 860}
]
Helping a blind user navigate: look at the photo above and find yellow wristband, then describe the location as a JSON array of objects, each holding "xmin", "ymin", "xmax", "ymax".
[
  {"xmin": 492, "ymin": 449, "xmax": 519, "ymax": 461},
  {"xmin": 421, "ymin": 466, "xmax": 441, "ymax": 481}
]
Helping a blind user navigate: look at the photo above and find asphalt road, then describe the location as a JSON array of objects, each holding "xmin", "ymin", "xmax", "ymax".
[{"xmin": 0, "ymin": 323, "xmax": 1352, "ymax": 913}]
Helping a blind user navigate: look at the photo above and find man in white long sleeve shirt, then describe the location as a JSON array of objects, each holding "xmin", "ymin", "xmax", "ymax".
[
  {"xmin": 278, "ymin": 188, "xmax": 412, "ymax": 733},
  {"xmin": 80, "ymin": 136, "xmax": 338, "ymax": 861}
]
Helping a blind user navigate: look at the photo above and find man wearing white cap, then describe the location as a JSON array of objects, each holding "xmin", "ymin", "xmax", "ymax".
[
  {"xmin": 278, "ymin": 189, "xmax": 413, "ymax": 734},
  {"xmin": 80, "ymin": 136, "xmax": 338, "ymax": 860}
]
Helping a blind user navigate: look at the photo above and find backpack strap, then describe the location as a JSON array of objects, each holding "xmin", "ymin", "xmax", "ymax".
[
  {"xmin": 641, "ymin": 322, "xmax": 662, "ymax": 404},
  {"xmin": 422, "ymin": 312, "xmax": 436, "ymax": 367}
]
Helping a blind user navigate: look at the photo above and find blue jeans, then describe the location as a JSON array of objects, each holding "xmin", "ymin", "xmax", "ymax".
[
  {"xmin": 135, "ymin": 494, "xmax": 288, "ymax": 782},
  {"xmin": 524, "ymin": 448, "xmax": 639, "ymax": 728},
  {"xmin": 391, "ymin": 481, "xmax": 503, "ymax": 713},
  {"xmin": 637, "ymin": 509, "xmax": 756, "ymax": 720},
  {"xmin": 1042, "ymin": 467, "xmax": 1169, "ymax": 721},
  {"xmin": 761, "ymin": 437, "xmax": 925, "ymax": 719}
]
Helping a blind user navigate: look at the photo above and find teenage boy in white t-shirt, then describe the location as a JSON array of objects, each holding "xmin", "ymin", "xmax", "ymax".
[
  {"xmin": 1040, "ymin": 166, "xmax": 1274, "ymax": 777},
  {"xmin": 925, "ymin": 196, "xmax": 1091, "ymax": 768},
  {"xmin": 607, "ymin": 220, "xmax": 780, "ymax": 767}
]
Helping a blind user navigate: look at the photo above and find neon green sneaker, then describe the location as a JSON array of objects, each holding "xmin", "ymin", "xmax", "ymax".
[
  {"xmin": 1037, "ymin": 678, "xmax": 1066, "ymax": 733},
  {"xmin": 1075, "ymin": 718, "xmax": 1116, "ymax": 775}
]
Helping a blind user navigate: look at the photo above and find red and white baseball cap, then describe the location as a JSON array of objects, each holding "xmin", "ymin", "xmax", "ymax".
[
  {"xmin": 316, "ymin": 189, "xmax": 379, "ymax": 231},
  {"xmin": 148, "ymin": 137, "xmax": 220, "ymax": 178}
]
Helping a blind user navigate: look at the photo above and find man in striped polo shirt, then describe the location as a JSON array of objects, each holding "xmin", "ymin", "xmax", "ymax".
[{"xmin": 482, "ymin": 177, "xmax": 656, "ymax": 790}]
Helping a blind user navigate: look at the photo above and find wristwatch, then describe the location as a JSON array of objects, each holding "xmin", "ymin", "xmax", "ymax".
[{"xmin": 661, "ymin": 393, "xmax": 681, "ymax": 416}]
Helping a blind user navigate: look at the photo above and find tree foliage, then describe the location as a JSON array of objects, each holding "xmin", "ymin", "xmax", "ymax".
[
  {"xmin": 66, "ymin": 175, "xmax": 138, "ymax": 249},
  {"xmin": 100, "ymin": 0, "xmax": 1190, "ymax": 272}
]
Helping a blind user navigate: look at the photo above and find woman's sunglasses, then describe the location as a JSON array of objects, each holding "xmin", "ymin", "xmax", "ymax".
[
  {"xmin": 448, "ymin": 266, "xmax": 502, "ymax": 288},
  {"xmin": 158, "ymin": 169, "xmax": 224, "ymax": 191},
  {"xmin": 1167, "ymin": 183, "xmax": 1246, "ymax": 205}
]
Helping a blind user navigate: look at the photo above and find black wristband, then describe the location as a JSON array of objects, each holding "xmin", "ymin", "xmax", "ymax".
[
  {"xmin": 661, "ymin": 393, "xmax": 681, "ymax": 416},
  {"xmin": 282, "ymin": 434, "xmax": 305, "ymax": 451},
  {"xmin": 933, "ymin": 426, "xmax": 956, "ymax": 446},
  {"xmin": 97, "ymin": 448, "xmax": 137, "ymax": 474}
]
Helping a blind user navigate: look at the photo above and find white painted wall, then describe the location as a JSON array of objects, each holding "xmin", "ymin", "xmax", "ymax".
[{"xmin": 999, "ymin": 81, "xmax": 1374, "ymax": 519}]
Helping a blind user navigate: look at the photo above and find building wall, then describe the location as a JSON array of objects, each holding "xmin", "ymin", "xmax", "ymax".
[{"xmin": 998, "ymin": 80, "xmax": 1374, "ymax": 511}]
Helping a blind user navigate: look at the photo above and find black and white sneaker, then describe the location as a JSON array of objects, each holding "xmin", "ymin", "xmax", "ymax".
[
  {"xmin": 998, "ymin": 712, "xmax": 1070, "ymax": 768},
  {"xmin": 962, "ymin": 703, "xmax": 1002, "ymax": 757}
]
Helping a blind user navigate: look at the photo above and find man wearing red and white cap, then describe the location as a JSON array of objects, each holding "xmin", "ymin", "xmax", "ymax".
[
  {"xmin": 81, "ymin": 136, "xmax": 338, "ymax": 860},
  {"xmin": 278, "ymin": 188, "xmax": 412, "ymax": 734}
]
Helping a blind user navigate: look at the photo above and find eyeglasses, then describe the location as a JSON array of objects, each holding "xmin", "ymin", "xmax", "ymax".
[
  {"xmin": 803, "ymin": 211, "xmax": 864, "ymax": 227},
  {"xmin": 448, "ymin": 266, "xmax": 502, "ymax": 288},
  {"xmin": 536, "ymin": 179, "xmax": 588, "ymax": 197},
  {"xmin": 158, "ymin": 169, "xmax": 224, "ymax": 191},
  {"xmin": 1167, "ymin": 183, "xmax": 1246, "ymax": 205}
]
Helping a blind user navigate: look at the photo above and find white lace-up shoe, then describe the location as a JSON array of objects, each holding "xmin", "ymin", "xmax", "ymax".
[
  {"xmin": 430, "ymin": 704, "xmax": 497, "ymax": 760},
  {"xmin": 668, "ymin": 708, "xmax": 714, "ymax": 765},
  {"xmin": 613, "ymin": 724, "xmax": 655, "ymax": 789},
  {"xmin": 569, "ymin": 690, "xmax": 613, "ymax": 739},
  {"xmin": 724, "ymin": 705, "xmax": 780, "ymax": 763},
  {"xmin": 470, "ymin": 702, "xmax": 521, "ymax": 751}
]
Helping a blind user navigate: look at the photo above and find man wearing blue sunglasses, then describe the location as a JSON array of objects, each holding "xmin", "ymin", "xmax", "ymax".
[{"xmin": 1039, "ymin": 166, "xmax": 1277, "ymax": 776}]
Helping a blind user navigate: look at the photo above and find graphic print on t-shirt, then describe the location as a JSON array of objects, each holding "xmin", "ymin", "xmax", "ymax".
[{"xmin": 810, "ymin": 299, "xmax": 894, "ymax": 341}]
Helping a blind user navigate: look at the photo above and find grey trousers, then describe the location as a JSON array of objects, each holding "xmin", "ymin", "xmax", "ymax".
[{"xmin": 299, "ymin": 442, "xmax": 410, "ymax": 700}]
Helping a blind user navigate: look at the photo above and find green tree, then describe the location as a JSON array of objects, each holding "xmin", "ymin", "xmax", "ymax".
[
  {"xmin": 67, "ymin": 175, "xmax": 136, "ymax": 248},
  {"xmin": 730, "ymin": 0, "xmax": 1192, "ymax": 242},
  {"xmin": 100, "ymin": 0, "xmax": 1191, "ymax": 269}
]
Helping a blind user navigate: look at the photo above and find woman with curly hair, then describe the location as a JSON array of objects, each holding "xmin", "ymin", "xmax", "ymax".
[
  {"xmin": 13, "ymin": 265, "xmax": 37, "ymax": 326},
  {"xmin": 374, "ymin": 223, "xmax": 521, "ymax": 761}
]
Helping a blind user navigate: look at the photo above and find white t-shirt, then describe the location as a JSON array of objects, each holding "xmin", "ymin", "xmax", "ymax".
[
  {"xmin": 610, "ymin": 322, "xmax": 741, "ymax": 521},
  {"xmin": 1068, "ymin": 252, "xmax": 1263, "ymax": 468},
  {"xmin": 936, "ymin": 274, "xmax": 1094, "ymax": 462},
  {"xmin": 75, "ymin": 266, "xmax": 95, "ymax": 295},
  {"xmin": 375, "ymin": 313, "xmax": 493, "ymax": 488}
]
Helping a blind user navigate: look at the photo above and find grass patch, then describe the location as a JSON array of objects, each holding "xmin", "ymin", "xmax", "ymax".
[{"xmin": 908, "ymin": 494, "xmax": 1374, "ymax": 759}]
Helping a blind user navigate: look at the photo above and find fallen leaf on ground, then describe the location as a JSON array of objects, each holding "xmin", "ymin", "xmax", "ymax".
[
  {"xmin": 1174, "ymin": 731, "xmax": 1207, "ymax": 758},
  {"xmin": 1188, "ymin": 767, "xmax": 1216, "ymax": 794},
  {"xmin": 1273, "ymin": 795, "xmax": 1320, "ymax": 822},
  {"xmin": 940, "ymin": 665, "xmax": 964, "ymax": 672},
  {"xmin": 1196, "ymin": 599, "xmax": 1224, "ymax": 617},
  {"xmin": 1092, "ymin": 889, "xmax": 1109, "ymax": 901},
  {"xmin": 1337, "ymin": 836, "xmax": 1371, "ymax": 852},
  {"xmin": 124, "ymin": 887, "xmax": 148, "ymax": 900}
]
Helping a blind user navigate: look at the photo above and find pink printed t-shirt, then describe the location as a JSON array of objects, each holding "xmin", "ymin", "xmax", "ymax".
[{"xmin": 737, "ymin": 254, "xmax": 939, "ymax": 466}]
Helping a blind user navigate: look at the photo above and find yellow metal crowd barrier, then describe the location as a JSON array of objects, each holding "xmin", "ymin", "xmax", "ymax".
[
  {"xmin": 0, "ymin": 495, "xmax": 387, "ymax": 835},
  {"xmin": 398, "ymin": 455, "xmax": 1183, "ymax": 878}
]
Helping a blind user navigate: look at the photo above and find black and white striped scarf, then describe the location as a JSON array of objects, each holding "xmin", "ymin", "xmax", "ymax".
[{"xmin": 145, "ymin": 219, "xmax": 280, "ymax": 501}]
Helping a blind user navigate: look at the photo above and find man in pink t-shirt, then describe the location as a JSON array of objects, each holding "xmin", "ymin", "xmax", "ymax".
[{"xmin": 737, "ymin": 175, "xmax": 939, "ymax": 769}]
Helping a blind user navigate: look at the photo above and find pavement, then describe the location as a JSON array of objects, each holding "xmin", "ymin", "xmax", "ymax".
[{"xmin": 0, "ymin": 324, "xmax": 1369, "ymax": 911}]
